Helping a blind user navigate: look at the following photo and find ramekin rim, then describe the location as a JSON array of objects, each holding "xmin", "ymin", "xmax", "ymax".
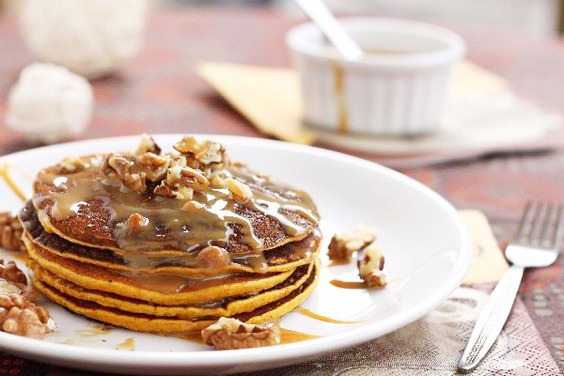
[{"xmin": 286, "ymin": 17, "xmax": 466, "ymax": 68}]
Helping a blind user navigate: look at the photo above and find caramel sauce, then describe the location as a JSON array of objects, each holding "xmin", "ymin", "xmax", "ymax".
[
  {"xmin": 231, "ymin": 253, "xmax": 268, "ymax": 272},
  {"xmin": 0, "ymin": 163, "xmax": 27, "ymax": 202},
  {"xmin": 297, "ymin": 307, "xmax": 361, "ymax": 324},
  {"xmin": 13, "ymin": 251, "xmax": 30, "ymax": 263},
  {"xmin": 115, "ymin": 337, "xmax": 135, "ymax": 351},
  {"xmin": 122, "ymin": 271, "xmax": 241, "ymax": 294},
  {"xmin": 280, "ymin": 327, "xmax": 319, "ymax": 343},
  {"xmin": 59, "ymin": 339, "xmax": 77, "ymax": 345},
  {"xmin": 331, "ymin": 61, "xmax": 348, "ymax": 134},
  {"xmin": 35, "ymin": 158, "xmax": 319, "ymax": 265},
  {"xmin": 329, "ymin": 279, "xmax": 366, "ymax": 289},
  {"xmin": 232, "ymin": 166, "xmax": 318, "ymax": 239},
  {"xmin": 120, "ymin": 253, "xmax": 200, "ymax": 270},
  {"xmin": 75, "ymin": 324, "xmax": 113, "ymax": 337},
  {"xmin": 182, "ymin": 332, "xmax": 206, "ymax": 345},
  {"xmin": 327, "ymin": 259, "xmax": 351, "ymax": 268}
]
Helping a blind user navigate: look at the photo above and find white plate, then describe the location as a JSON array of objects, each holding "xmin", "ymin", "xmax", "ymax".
[{"xmin": 0, "ymin": 135, "xmax": 472, "ymax": 375}]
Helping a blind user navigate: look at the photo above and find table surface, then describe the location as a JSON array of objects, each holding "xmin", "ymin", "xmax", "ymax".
[{"xmin": 0, "ymin": 5, "xmax": 562, "ymax": 375}]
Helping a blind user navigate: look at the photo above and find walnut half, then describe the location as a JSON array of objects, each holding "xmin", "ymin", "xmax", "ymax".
[
  {"xmin": 104, "ymin": 154, "xmax": 147, "ymax": 193},
  {"xmin": 357, "ymin": 244, "xmax": 387, "ymax": 288},
  {"xmin": 0, "ymin": 213, "xmax": 24, "ymax": 252},
  {"xmin": 327, "ymin": 227, "xmax": 376, "ymax": 261},
  {"xmin": 197, "ymin": 246, "xmax": 231, "ymax": 270},
  {"xmin": 0, "ymin": 261, "xmax": 54, "ymax": 339},
  {"xmin": 0, "ymin": 259, "xmax": 27, "ymax": 286},
  {"xmin": 0, "ymin": 293, "xmax": 52, "ymax": 339},
  {"xmin": 136, "ymin": 133, "xmax": 161, "ymax": 155},
  {"xmin": 225, "ymin": 178, "xmax": 252, "ymax": 204},
  {"xmin": 201, "ymin": 318, "xmax": 280, "ymax": 350},
  {"xmin": 125, "ymin": 213, "xmax": 148, "ymax": 234},
  {"xmin": 173, "ymin": 136, "xmax": 226, "ymax": 167}
]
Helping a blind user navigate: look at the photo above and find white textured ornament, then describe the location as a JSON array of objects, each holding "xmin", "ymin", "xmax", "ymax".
[
  {"xmin": 18, "ymin": 0, "xmax": 149, "ymax": 79},
  {"xmin": 6, "ymin": 63, "xmax": 94, "ymax": 144}
]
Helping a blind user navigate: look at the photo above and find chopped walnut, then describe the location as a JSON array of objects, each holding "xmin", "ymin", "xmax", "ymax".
[
  {"xmin": 136, "ymin": 134, "xmax": 161, "ymax": 155},
  {"xmin": 125, "ymin": 213, "xmax": 148, "ymax": 234},
  {"xmin": 174, "ymin": 186, "xmax": 194, "ymax": 201},
  {"xmin": 174, "ymin": 136, "xmax": 226, "ymax": 167},
  {"xmin": 327, "ymin": 227, "xmax": 376, "ymax": 261},
  {"xmin": 231, "ymin": 161, "xmax": 247, "ymax": 168},
  {"xmin": 0, "ymin": 293, "xmax": 51, "ymax": 339},
  {"xmin": 137, "ymin": 153, "xmax": 170, "ymax": 182},
  {"xmin": 198, "ymin": 141, "xmax": 225, "ymax": 165},
  {"xmin": 197, "ymin": 246, "xmax": 231, "ymax": 270},
  {"xmin": 173, "ymin": 156, "xmax": 188, "ymax": 168},
  {"xmin": 173, "ymin": 136, "xmax": 200, "ymax": 155},
  {"xmin": 209, "ymin": 173, "xmax": 227, "ymax": 189},
  {"xmin": 166, "ymin": 164, "xmax": 209, "ymax": 193},
  {"xmin": 0, "ymin": 213, "xmax": 24, "ymax": 252},
  {"xmin": 225, "ymin": 178, "xmax": 252, "ymax": 204},
  {"xmin": 0, "ymin": 261, "xmax": 39, "ymax": 302},
  {"xmin": 357, "ymin": 244, "xmax": 387, "ymax": 288},
  {"xmin": 105, "ymin": 154, "xmax": 147, "ymax": 193},
  {"xmin": 99, "ymin": 135, "xmax": 236, "ymax": 199},
  {"xmin": 153, "ymin": 181, "xmax": 175, "ymax": 198},
  {"xmin": 60, "ymin": 156, "xmax": 87, "ymax": 172},
  {"xmin": 181, "ymin": 201, "xmax": 206, "ymax": 214},
  {"xmin": 0, "ymin": 280, "xmax": 22, "ymax": 295},
  {"xmin": 0, "ymin": 262, "xmax": 53, "ymax": 339},
  {"xmin": 0, "ymin": 259, "xmax": 27, "ymax": 286},
  {"xmin": 0, "ymin": 260, "xmax": 33, "ymax": 297},
  {"xmin": 201, "ymin": 318, "xmax": 280, "ymax": 350}
]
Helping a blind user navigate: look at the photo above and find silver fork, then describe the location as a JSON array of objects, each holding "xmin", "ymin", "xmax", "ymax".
[{"xmin": 458, "ymin": 202, "xmax": 563, "ymax": 373}]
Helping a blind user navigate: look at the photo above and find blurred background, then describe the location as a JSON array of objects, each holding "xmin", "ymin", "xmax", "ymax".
[
  {"xmin": 0, "ymin": 2, "xmax": 563, "ymax": 374},
  {"xmin": 1, "ymin": 0, "xmax": 563, "ymax": 37},
  {"xmin": 0, "ymin": 0, "xmax": 563, "ymax": 160}
]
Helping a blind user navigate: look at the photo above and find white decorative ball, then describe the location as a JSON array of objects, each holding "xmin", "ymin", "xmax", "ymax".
[
  {"xmin": 18, "ymin": 0, "xmax": 149, "ymax": 79},
  {"xmin": 6, "ymin": 63, "xmax": 94, "ymax": 144}
]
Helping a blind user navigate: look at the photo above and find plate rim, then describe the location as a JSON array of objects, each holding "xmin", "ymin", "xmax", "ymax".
[{"xmin": 0, "ymin": 134, "xmax": 473, "ymax": 370}]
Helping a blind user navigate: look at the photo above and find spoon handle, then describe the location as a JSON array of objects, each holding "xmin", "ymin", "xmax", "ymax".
[{"xmin": 293, "ymin": 0, "xmax": 363, "ymax": 61}]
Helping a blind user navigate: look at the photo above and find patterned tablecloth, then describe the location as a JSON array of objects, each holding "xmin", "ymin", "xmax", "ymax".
[{"xmin": 0, "ymin": 6, "xmax": 562, "ymax": 376}]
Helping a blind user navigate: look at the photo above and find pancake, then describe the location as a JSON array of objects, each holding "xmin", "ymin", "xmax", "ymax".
[
  {"xmin": 30, "ymin": 261, "xmax": 315, "ymax": 318},
  {"xmin": 32, "ymin": 262, "xmax": 319, "ymax": 333},
  {"xmin": 33, "ymin": 159, "xmax": 319, "ymax": 255},
  {"xmin": 21, "ymin": 135, "xmax": 322, "ymax": 335},
  {"xmin": 21, "ymin": 201, "xmax": 321, "ymax": 275},
  {"xmin": 26, "ymin": 237, "xmax": 296, "ymax": 306}
]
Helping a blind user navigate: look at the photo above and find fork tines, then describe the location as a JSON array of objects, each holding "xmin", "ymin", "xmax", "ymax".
[{"xmin": 515, "ymin": 202, "xmax": 563, "ymax": 249}]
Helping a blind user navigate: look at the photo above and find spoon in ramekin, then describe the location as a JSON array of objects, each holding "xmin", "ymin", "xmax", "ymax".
[{"xmin": 293, "ymin": 0, "xmax": 364, "ymax": 60}]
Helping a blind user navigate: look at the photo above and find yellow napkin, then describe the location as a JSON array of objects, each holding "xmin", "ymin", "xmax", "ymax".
[
  {"xmin": 459, "ymin": 210, "xmax": 509, "ymax": 284},
  {"xmin": 196, "ymin": 61, "xmax": 507, "ymax": 145},
  {"xmin": 197, "ymin": 63, "xmax": 313, "ymax": 144}
]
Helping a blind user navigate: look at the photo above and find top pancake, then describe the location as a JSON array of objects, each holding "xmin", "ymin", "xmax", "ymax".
[
  {"xmin": 31, "ymin": 136, "xmax": 320, "ymax": 259},
  {"xmin": 21, "ymin": 200, "xmax": 321, "ymax": 275}
]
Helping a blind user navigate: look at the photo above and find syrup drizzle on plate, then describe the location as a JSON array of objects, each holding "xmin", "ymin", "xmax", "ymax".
[
  {"xmin": 0, "ymin": 163, "xmax": 27, "ymax": 202},
  {"xmin": 115, "ymin": 337, "xmax": 135, "ymax": 351},
  {"xmin": 297, "ymin": 307, "xmax": 361, "ymax": 324},
  {"xmin": 329, "ymin": 279, "xmax": 366, "ymax": 289},
  {"xmin": 280, "ymin": 327, "xmax": 319, "ymax": 343}
]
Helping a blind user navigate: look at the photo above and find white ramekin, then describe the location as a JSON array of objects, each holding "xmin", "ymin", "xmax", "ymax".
[{"xmin": 286, "ymin": 18, "xmax": 465, "ymax": 136}]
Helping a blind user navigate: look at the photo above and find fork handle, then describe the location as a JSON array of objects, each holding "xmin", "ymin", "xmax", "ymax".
[{"xmin": 458, "ymin": 265, "xmax": 524, "ymax": 373}]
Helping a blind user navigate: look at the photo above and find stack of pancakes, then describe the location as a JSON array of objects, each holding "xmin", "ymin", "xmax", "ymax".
[{"xmin": 20, "ymin": 136, "xmax": 321, "ymax": 333}]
